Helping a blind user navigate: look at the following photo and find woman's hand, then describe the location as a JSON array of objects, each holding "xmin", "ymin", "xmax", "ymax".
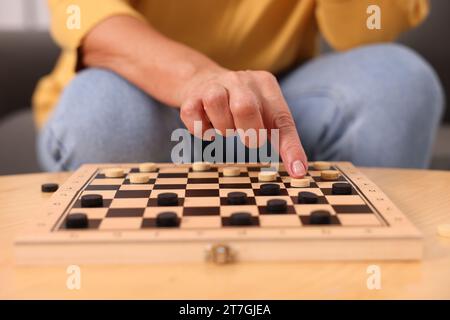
[
  {"xmin": 179, "ymin": 68, "xmax": 308, "ymax": 177},
  {"xmin": 82, "ymin": 16, "xmax": 308, "ymax": 177}
]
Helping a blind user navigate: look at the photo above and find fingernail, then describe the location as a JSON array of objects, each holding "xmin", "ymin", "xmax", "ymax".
[{"xmin": 291, "ymin": 160, "xmax": 306, "ymax": 177}]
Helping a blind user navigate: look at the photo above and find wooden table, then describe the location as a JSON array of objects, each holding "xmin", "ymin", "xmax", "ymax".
[{"xmin": 1, "ymin": 168, "xmax": 450, "ymax": 299}]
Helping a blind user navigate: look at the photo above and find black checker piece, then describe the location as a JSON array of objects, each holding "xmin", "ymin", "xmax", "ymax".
[
  {"xmin": 310, "ymin": 210, "xmax": 332, "ymax": 224},
  {"xmin": 81, "ymin": 194, "xmax": 103, "ymax": 207},
  {"xmin": 259, "ymin": 183, "xmax": 280, "ymax": 196},
  {"xmin": 156, "ymin": 212, "xmax": 179, "ymax": 227},
  {"xmin": 332, "ymin": 182, "xmax": 353, "ymax": 195},
  {"xmin": 227, "ymin": 192, "xmax": 248, "ymax": 205},
  {"xmin": 297, "ymin": 191, "xmax": 318, "ymax": 204},
  {"xmin": 66, "ymin": 213, "xmax": 88, "ymax": 229},
  {"xmin": 229, "ymin": 212, "xmax": 253, "ymax": 226},
  {"xmin": 157, "ymin": 192, "xmax": 179, "ymax": 206},
  {"xmin": 41, "ymin": 183, "xmax": 58, "ymax": 193},
  {"xmin": 267, "ymin": 199, "xmax": 287, "ymax": 213}
]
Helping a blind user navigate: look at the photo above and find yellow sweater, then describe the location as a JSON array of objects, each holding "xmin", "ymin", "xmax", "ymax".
[{"xmin": 33, "ymin": 0, "xmax": 429, "ymax": 128}]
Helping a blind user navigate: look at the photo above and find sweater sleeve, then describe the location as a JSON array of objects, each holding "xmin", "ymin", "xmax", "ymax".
[
  {"xmin": 47, "ymin": 0, "xmax": 144, "ymax": 50},
  {"xmin": 316, "ymin": 0, "xmax": 429, "ymax": 51}
]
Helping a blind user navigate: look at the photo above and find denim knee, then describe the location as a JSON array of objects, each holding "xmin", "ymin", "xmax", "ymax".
[
  {"xmin": 362, "ymin": 43, "xmax": 444, "ymax": 123},
  {"xmin": 281, "ymin": 43, "xmax": 444, "ymax": 167},
  {"xmin": 350, "ymin": 44, "xmax": 444, "ymax": 166},
  {"xmin": 38, "ymin": 68, "xmax": 183, "ymax": 171}
]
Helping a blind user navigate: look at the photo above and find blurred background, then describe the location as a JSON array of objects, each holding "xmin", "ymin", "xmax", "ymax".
[{"xmin": 0, "ymin": 0, "xmax": 449, "ymax": 175}]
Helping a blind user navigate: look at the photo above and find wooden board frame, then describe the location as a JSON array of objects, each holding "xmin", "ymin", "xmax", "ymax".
[{"xmin": 15, "ymin": 162, "xmax": 423, "ymax": 264}]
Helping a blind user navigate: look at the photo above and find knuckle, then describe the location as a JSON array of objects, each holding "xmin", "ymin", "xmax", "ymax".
[
  {"xmin": 203, "ymin": 89, "xmax": 227, "ymax": 109},
  {"xmin": 256, "ymin": 70, "xmax": 277, "ymax": 84},
  {"xmin": 180, "ymin": 103, "xmax": 198, "ymax": 119},
  {"xmin": 224, "ymin": 71, "xmax": 240, "ymax": 83},
  {"xmin": 237, "ymin": 70, "xmax": 253, "ymax": 81},
  {"xmin": 230, "ymin": 99, "xmax": 259, "ymax": 118}
]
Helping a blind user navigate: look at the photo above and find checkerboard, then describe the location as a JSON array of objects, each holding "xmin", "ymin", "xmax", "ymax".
[{"xmin": 15, "ymin": 162, "xmax": 423, "ymax": 264}]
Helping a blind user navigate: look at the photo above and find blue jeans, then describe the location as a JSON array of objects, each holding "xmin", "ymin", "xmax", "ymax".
[{"xmin": 38, "ymin": 44, "xmax": 444, "ymax": 171}]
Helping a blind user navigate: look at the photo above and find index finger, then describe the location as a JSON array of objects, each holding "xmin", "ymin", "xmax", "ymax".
[{"xmin": 256, "ymin": 86, "xmax": 308, "ymax": 177}]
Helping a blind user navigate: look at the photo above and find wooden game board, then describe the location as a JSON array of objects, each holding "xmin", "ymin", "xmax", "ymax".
[{"xmin": 15, "ymin": 162, "xmax": 423, "ymax": 264}]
